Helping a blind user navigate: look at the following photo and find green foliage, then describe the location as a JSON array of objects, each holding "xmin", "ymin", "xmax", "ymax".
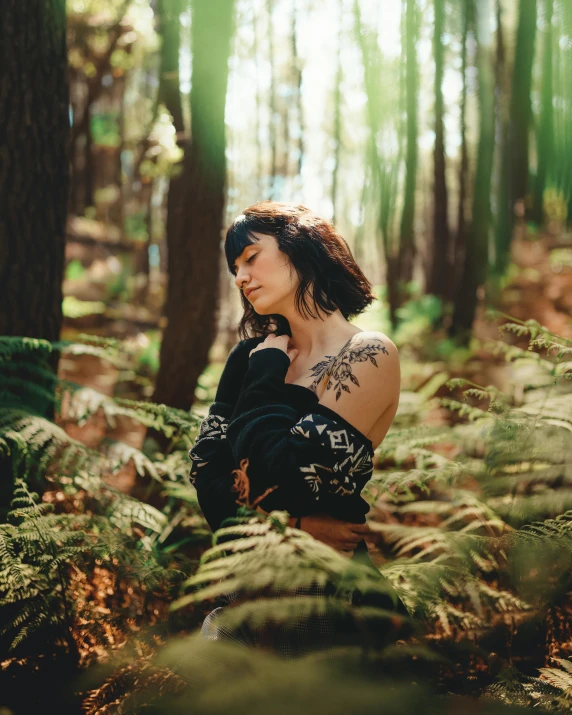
[
  {"xmin": 367, "ymin": 314, "xmax": 572, "ymax": 664},
  {"xmin": 0, "ymin": 479, "xmax": 186, "ymax": 657},
  {"xmin": 0, "ymin": 336, "xmax": 202, "ymax": 495},
  {"xmin": 0, "ymin": 334, "xmax": 206, "ymax": 666},
  {"xmin": 172, "ymin": 508, "xmax": 411, "ymax": 657},
  {"xmin": 65, "ymin": 259, "xmax": 87, "ymax": 281},
  {"xmin": 3, "ymin": 315, "xmax": 572, "ymax": 707},
  {"xmin": 82, "ymin": 635, "xmax": 533, "ymax": 715}
]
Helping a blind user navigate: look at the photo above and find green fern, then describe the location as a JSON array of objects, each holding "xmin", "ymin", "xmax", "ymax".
[
  {"xmin": 0, "ymin": 479, "xmax": 188, "ymax": 657},
  {"xmin": 171, "ymin": 509, "xmax": 411, "ymax": 656}
]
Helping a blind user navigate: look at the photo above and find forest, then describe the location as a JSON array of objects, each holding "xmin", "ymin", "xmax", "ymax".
[{"xmin": 1, "ymin": 0, "xmax": 571, "ymax": 712}]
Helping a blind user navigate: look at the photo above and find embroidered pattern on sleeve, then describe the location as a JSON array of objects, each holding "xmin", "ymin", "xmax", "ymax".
[
  {"xmin": 198, "ymin": 413, "xmax": 229, "ymax": 440},
  {"xmin": 231, "ymin": 457, "xmax": 278, "ymax": 509},
  {"xmin": 188, "ymin": 414, "xmax": 230, "ymax": 485},
  {"xmin": 290, "ymin": 413, "xmax": 373, "ymax": 498}
]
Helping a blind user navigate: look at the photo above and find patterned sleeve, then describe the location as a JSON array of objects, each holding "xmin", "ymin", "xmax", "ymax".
[
  {"xmin": 188, "ymin": 400, "xmax": 239, "ymax": 532},
  {"xmin": 225, "ymin": 349, "xmax": 374, "ymax": 522},
  {"xmin": 188, "ymin": 336, "xmax": 266, "ymax": 532}
]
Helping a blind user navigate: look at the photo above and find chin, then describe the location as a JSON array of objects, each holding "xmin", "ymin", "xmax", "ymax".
[{"xmin": 251, "ymin": 295, "xmax": 271, "ymax": 315}]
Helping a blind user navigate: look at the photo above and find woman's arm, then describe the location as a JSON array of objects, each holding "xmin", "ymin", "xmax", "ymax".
[
  {"xmin": 189, "ymin": 400, "xmax": 237, "ymax": 532},
  {"xmin": 189, "ymin": 336, "xmax": 265, "ymax": 532}
]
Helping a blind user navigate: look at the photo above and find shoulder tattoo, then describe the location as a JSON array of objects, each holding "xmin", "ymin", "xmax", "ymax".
[{"xmin": 306, "ymin": 335, "xmax": 389, "ymax": 400}]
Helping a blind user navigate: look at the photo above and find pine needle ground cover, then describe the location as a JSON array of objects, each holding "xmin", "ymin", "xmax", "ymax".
[{"xmin": 0, "ymin": 318, "xmax": 571, "ymax": 713}]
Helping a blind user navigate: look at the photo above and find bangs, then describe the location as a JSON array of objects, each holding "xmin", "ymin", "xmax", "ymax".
[{"xmin": 224, "ymin": 217, "xmax": 261, "ymax": 274}]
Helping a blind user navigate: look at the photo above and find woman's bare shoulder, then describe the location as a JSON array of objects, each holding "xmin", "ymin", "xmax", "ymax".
[{"xmin": 339, "ymin": 330, "xmax": 398, "ymax": 362}]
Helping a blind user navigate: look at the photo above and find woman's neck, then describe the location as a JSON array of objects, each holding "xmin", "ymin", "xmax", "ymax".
[{"xmin": 284, "ymin": 308, "xmax": 360, "ymax": 359}]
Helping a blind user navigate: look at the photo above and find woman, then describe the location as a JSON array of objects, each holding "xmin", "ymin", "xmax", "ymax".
[{"xmin": 190, "ymin": 200, "xmax": 400, "ymax": 559}]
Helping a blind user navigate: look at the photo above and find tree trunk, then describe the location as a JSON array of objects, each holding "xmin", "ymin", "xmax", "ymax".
[
  {"xmin": 153, "ymin": 0, "xmax": 234, "ymax": 410},
  {"xmin": 157, "ymin": 0, "xmax": 186, "ymax": 139},
  {"xmin": 354, "ymin": 0, "xmax": 400, "ymax": 326},
  {"xmin": 493, "ymin": 0, "xmax": 510, "ymax": 282},
  {"xmin": 532, "ymin": 0, "xmax": 554, "ymax": 224},
  {"xmin": 252, "ymin": 4, "xmax": 264, "ymax": 196},
  {"xmin": 510, "ymin": 0, "xmax": 538, "ymax": 206},
  {"xmin": 398, "ymin": 0, "xmax": 419, "ymax": 288},
  {"xmin": 495, "ymin": 0, "xmax": 537, "ymax": 274},
  {"xmin": 331, "ymin": 0, "xmax": 344, "ymax": 225},
  {"xmin": 452, "ymin": 0, "xmax": 495, "ymax": 341},
  {"xmin": 292, "ymin": 6, "xmax": 304, "ymax": 179},
  {"xmin": 0, "ymin": 0, "xmax": 69, "ymax": 343},
  {"xmin": 267, "ymin": 0, "xmax": 277, "ymax": 198},
  {"xmin": 426, "ymin": 0, "xmax": 451, "ymax": 301},
  {"xmin": 454, "ymin": 0, "xmax": 470, "ymax": 295}
]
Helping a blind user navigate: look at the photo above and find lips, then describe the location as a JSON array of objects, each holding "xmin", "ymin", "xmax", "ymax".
[{"xmin": 245, "ymin": 287, "xmax": 261, "ymax": 299}]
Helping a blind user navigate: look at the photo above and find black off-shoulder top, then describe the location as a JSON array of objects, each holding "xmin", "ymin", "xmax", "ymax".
[{"xmin": 189, "ymin": 346, "xmax": 375, "ymax": 536}]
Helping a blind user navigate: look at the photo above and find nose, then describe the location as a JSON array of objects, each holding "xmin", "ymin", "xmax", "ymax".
[{"xmin": 234, "ymin": 263, "xmax": 250, "ymax": 290}]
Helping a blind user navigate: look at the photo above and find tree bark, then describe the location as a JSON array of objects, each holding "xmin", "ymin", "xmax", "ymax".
[
  {"xmin": 426, "ymin": 0, "xmax": 451, "ymax": 301},
  {"xmin": 153, "ymin": 0, "xmax": 234, "ymax": 410},
  {"xmin": 398, "ymin": 0, "xmax": 419, "ymax": 287},
  {"xmin": 0, "ymin": 0, "xmax": 69, "ymax": 342},
  {"xmin": 453, "ymin": 0, "xmax": 470, "ymax": 294},
  {"xmin": 495, "ymin": 0, "xmax": 537, "ymax": 274},
  {"xmin": 331, "ymin": 0, "xmax": 344, "ymax": 225},
  {"xmin": 267, "ymin": 0, "xmax": 277, "ymax": 198},
  {"xmin": 532, "ymin": 0, "xmax": 554, "ymax": 224},
  {"xmin": 510, "ymin": 0, "xmax": 538, "ymax": 207},
  {"xmin": 452, "ymin": 0, "xmax": 495, "ymax": 341}
]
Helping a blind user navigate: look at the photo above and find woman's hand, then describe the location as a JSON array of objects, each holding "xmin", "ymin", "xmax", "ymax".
[
  {"xmin": 291, "ymin": 514, "xmax": 372, "ymax": 556},
  {"xmin": 215, "ymin": 337, "xmax": 265, "ymax": 405},
  {"xmin": 249, "ymin": 333, "xmax": 299, "ymax": 364}
]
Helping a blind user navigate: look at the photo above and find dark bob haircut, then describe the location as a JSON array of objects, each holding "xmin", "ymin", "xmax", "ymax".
[{"xmin": 224, "ymin": 201, "xmax": 376, "ymax": 339}]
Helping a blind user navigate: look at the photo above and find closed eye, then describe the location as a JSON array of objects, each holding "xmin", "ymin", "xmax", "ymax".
[{"xmin": 232, "ymin": 252, "xmax": 257, "ymax": 275}]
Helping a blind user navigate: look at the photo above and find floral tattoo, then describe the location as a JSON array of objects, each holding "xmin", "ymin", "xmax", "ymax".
[{"xmin": 307, "ymin": 336, "xmax": 389, "ymax": 401}]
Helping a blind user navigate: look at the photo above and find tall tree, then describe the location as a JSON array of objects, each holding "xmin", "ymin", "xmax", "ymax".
[
  {"xmin": 332, "ymin": 0, "xmax": 344, "ymax": 224},
  {"xmin": 452, "ymin": 0, "xmax": 495, "ymax": 340},
  {"xmin": 453, "ymin": 0, "xmax": 471, "ymax": 294},
  {"xmin": 493, "ymin": 0, "xmax": 511, "ymax": 284},
  {"xmin": 426, "ymin": 0, "xmax": 452, "ymax": 300},
  {"xmin": 153, "ymin": 0, "xmax": 234, "ymax": 410},
  {"xmin": 532, "ymin": 0, "xmax": 554, "ymax": 223},
  {"xmin": 398, "ymin": 0, "xmax": 419, "ymax": 287},
  {"xmin": 552, "ymin": 0, "xmax": 572, "ymax": 222},
  {"xmin": 495, "ymin": 0, "xmax": 537, "ymax": 275},
  {"xmin": 354, "ymin": 0, "xmax": 402, "ymax": 326},
  {"xmin": 155, "ymin": 0, "xmax": 186, "ymax": 311},
  {"xmin": 0, "ymin": 0, "xmax": 69, "ymax": 342},
  {"xmin": 267, "ymin": 0, "xmax": 277, "ymax": 198},
  {"xmin": 292, "ymin": 3, "xmax": 304, "ymax": 180}
]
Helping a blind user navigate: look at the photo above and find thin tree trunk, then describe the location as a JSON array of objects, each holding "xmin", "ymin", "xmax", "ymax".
[
  {"xmin": 153, "ymin": 0, "xmax": 234, "ymax": 410},
  {"xmin": 84, "ymin": 104, "xmax": 94, "ymax": 209},
  {"xmin": 0, "ymin": 0, "xmax": 69, "ymax": 343},
  {"xmin": 510, "ymin": 0, "xmax": 538, "ymax": 206},
  {"xmin": 354, "ymin": 0, "xmax": 400, "ymax": 325},
  {"xmin": 157, "ymin": 0, "xmax": 186, "ymax": 137},
  {"xmin": 452, "ymin": 0, "xmax": 495, "ymax": 341},
  {"xmin": 398, "ymin": 0, "xmax": 419, "ymax": 288},
  {"xmin": 426, "ymin": 0, "xmax": 451, "ymax": 300},
  {"xmin": 252, "ymin": 4, "xmax": 264, "ymax": 197},
  {"xmin": 332, "ymin": 0, "xmax": 343, "ymax": 225},
  {"xmin": 495, "ymin": 0, "xmax": 537, "ymax": 274},
  {"xmin": 532, "ymin": 0, "xmax": 554, "ymax": 224},
  {"xmin": 492, "ymin": 0, "xmax": 510, "ymax": 280},
  {"xmin": 267, "ymin": 0, "xmax": 277, "ymax": 198},
  {"xmin": 454, "ymin": 0, "xmax": 470, "ymax": 295},
  {"xmin": 292, "ymin": 4, "xmax": 304, "ymax": 178}
]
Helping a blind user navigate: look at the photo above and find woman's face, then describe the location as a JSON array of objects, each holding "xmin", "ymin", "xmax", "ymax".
[{"xmin": 232, "ymin": 232, "xmax": 298, "ymax": 315}]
